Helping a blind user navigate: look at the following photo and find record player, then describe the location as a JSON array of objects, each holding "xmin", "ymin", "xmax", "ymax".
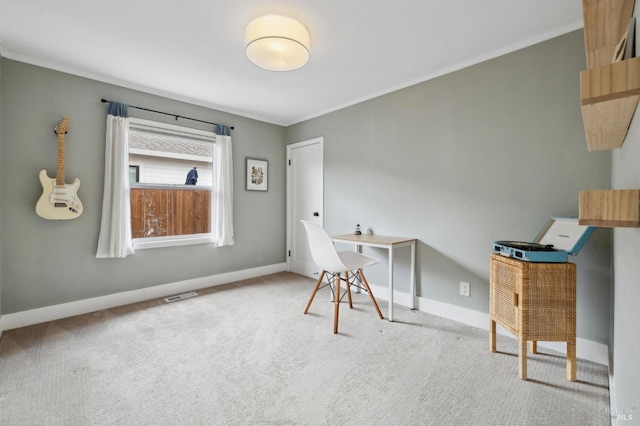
[{"xmin": 493, "ymin": 217, "xmax": 595, "ymax": 263}]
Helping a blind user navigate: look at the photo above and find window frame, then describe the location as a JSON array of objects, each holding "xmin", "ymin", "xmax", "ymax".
[
  {"xmin": 129, "ymin": 164, "xmax": 140, "ymax": 183},
  {"xmin": 128, "ymin": 118, "xmax": 216, "ymax": 250}
]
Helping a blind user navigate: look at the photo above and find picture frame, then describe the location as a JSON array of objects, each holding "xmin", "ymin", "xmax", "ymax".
[{"xmin": 246, "ymin": 158, "xmax": 268, "ymax": 191}]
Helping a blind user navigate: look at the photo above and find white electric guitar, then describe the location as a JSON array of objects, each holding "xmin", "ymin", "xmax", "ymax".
[{"xmin": 35, "ymin": 116, "xmax": 83, "ymax": 220}]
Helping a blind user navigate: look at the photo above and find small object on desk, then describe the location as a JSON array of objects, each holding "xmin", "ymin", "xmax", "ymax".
[{"xmin": 354, "ymin": 224, "xmax": 362, "ymax": 235}]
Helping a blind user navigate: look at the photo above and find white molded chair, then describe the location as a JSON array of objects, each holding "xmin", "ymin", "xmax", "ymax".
[{"xmin": 301, "ymin": 220, "xmax": 384, "ymax": 334}]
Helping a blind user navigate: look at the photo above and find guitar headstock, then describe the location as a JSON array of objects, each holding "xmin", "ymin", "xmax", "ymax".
[{"xmin": 54, "ymin": 116, "xmax": 69, "ymax": 135}]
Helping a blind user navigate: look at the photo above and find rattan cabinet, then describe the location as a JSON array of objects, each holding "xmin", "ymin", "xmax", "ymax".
[{"xmin": 489, "ymin": 253, "xmax": 577, "ymax": 381}]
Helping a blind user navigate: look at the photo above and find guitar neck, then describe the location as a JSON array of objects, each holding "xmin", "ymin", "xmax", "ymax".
[{"xmin": 56, "ymin": 131, "xmax": 65, "ymax": 186}]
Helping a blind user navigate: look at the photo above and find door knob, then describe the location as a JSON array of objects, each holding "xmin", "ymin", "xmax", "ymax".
[{"xmin": 313, "ymin": 212, "xmax": 319, "ymax": 217}]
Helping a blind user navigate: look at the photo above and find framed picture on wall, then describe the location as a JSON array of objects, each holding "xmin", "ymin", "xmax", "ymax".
[{"xmin": 246, "ymin": 158, "xmax": 268, "ymax": 191}]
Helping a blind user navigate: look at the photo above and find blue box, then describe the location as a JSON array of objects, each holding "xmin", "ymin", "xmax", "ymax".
[{"xmin": 493, "ymin": 217, "xmax": 595, "ymax": 263}]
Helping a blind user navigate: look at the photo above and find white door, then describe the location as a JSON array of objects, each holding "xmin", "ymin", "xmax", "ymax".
[{"xmin": 287, "ymin": 137, "xmax": 324, "ymax": 278}]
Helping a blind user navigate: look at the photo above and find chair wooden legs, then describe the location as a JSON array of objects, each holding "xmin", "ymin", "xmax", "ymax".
[
  {"xmin": 345, "ymin": 272, "xmax": 353, "ymax": 309},
  {"xmin": 304, "ymin": 270, "xmax": 325, "ymax": 314},
  {"xmin": 359, "ymin": 269, "xmax": 384, "ymax": 319},
  {"xmin": 305, "ymin": 269, "xmax": 382, "ymax": 334}
]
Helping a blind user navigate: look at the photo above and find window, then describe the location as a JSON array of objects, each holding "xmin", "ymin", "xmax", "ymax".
[
  {"xmin": 128, "ymin": 118, "xmax": 216, "ymax": 249},
  {"xmin": 129, "ymin": 165, "xmax": 140, "ymax": 183}
]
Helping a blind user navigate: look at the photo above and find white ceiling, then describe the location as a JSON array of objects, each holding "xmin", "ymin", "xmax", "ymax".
[{"xmin": 0, "ymin": 1, "xmax": 583, "ymax": 126}]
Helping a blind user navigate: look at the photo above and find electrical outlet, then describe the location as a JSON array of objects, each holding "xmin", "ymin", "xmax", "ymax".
[{"xmin": 460, "ymin": 281, "xmax": 470, "ymax": 297}]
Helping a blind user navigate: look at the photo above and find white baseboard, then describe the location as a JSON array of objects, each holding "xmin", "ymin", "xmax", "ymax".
[
  {"xmin": 0, "ymin": 268, "xmax": 608, "ymax": 368},
  {"xmin": 0, "ymin": 269, "xmax": 614, "ymax": 421},
  {"xmin": 0, "ymin": 263, "xmax": 287, "ymax": 332},
  {"xmin": 368, "ymin": 283, "xmax": 609, "ymax": 367}
]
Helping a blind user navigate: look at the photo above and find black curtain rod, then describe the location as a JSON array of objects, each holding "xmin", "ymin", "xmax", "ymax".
[{"xmin": 100, "ymin": 99, "xmax": 234, "ymax": 130}]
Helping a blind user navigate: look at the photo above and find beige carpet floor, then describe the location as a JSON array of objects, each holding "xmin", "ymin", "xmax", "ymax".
[{"xmin": 0, "ymin": 272, "xmax": 610, "ymax": 425}]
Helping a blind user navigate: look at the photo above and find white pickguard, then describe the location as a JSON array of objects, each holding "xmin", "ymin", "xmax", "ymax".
[{"xmin": 36, "ymin": 169, "xmax": 83, "ymax": 220}]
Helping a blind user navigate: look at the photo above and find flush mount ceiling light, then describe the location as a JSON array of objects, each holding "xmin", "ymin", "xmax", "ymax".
[{"xmin": 245, "ymin": 14, "xmax": 310, "ymax": 71}]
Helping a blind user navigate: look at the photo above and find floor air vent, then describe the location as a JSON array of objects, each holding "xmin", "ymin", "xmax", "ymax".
[{"xmin": 164, "ymin": 292, "xmax": 198, "ymax": 303}]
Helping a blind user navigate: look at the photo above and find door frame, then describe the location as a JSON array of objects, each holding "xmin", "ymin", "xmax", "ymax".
[{"xmin": 286, "ymin": 137, "xmax": 324, "ymax": 273}]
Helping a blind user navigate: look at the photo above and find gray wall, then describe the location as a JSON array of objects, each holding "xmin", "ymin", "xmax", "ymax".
[
  {"xmin": 286, "ymin": 30, "xmax": 612, "ymax": 344},
  {"xmin": 0, "ymin": 59, "xmax": 286, "ymax": 314},
  {"xmin": 609, "ymin": 2, "xmax": 640, "ymax": 418}
]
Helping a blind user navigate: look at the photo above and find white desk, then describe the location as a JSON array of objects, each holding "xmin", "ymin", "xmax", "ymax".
[{"xmin": 331, "ymin": 234, "xmax": 417, "ymax": 321}]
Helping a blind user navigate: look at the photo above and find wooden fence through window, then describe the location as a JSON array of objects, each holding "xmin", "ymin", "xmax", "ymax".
[{"xmin": 130, "ymin": 187, "xmax": 211, "ymax": 238}]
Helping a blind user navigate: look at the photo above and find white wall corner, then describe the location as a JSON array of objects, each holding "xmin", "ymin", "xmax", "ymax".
[
  {"xmin": 609, "ymin": 369, "xmax": 618, "ymax": 426},
  {"xmin": 0, "ymin": 263, "xmax": 287, "ymax": 331}
]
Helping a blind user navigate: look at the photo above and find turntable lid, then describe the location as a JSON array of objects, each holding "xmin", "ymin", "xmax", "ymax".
[{"xmin": 532, "ymin": 217, "xmax": 595, "ymax": 255}]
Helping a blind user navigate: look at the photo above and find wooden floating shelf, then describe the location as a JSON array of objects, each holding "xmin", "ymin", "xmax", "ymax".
[
  {"xmin": 580, "ymin": 0, "xmax": 638, "ymax": 151},
  {"xmin": 580, "ymin": 57, "xmax": 640, "ymax": 152},
  {"xmin": 581, "ymin": 96, "xmax": 640, "ymax": 151},
  {"xmin": 581, "ymin": 57, "xmax": 640, "ymax": 105},
  {"xmin": 579, "ymin": 189, "xmax": 640, "ymax": 227},
  {"xmin": 582, "ymin": 0, "xmax": 636, "ymax": 69}
]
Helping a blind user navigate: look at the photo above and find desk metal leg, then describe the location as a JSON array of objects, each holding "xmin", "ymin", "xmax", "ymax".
[
  {"xmin": 388, "ymin": 245, "xmax": 394, "ymax": 321},
  {"xmin": 329, "ymin": 275, "xmax": 335, "ymax": 302},
  {"xmin": 354, "ymin": 243, "xmax": 362, "ymax": 294},
  {"xmin": 410, "ymin": 241, "xmax": 416, "ymax": 310}
]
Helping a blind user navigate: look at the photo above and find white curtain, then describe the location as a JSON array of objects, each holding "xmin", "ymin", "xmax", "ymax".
[
  {"xmin": 214, "ymin": 124, "xmax": 234, "ymax": 247},
  {"xmin": 96, "ymin": 102, "xmax": 135, "ymax": 258}
]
